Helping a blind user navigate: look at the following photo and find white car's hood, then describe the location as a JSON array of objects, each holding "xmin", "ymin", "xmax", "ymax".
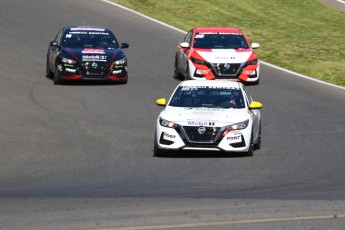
[
  {"xmin": 196, "ymin": 49, "xmax": 252, "ymax": 63},
  {"xmin": 161, "ymin": 107, "xmax": 250, "ymax": 126}
]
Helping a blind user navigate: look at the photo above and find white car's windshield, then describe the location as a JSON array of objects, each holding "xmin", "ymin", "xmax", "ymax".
[{"xmin": 169, "ymin": 86, "xmax": 246, "ymax": 109}]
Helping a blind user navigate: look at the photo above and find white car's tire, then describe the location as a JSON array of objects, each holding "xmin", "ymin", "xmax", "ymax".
[
  {"xmin": 153, "ymin": 132, "xmax": 165, "ymax": 157},
  {"xmin": 246, "ymin": 133, "xmax": 254, "ymax": 157},
  {"xmin": 254, "ymin": 123, "xmax": 261, "ymax": 150}
]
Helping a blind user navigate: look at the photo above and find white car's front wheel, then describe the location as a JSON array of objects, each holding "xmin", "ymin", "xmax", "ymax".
[
  {"xmin": 254, "ymin": 123, "xmax": 261, "ymax": 150},
  {"xmin": 246, "ymin": 133, "xmax": 254, "ymax": 157},
  {"xmin": 153, "ymin": 132, "xmax": 165, "ymax": 157}
]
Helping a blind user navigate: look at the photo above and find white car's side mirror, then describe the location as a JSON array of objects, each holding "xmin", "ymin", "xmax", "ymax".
[
  {"xmin": 251, "ymin": 43, "xmax": 260, "ymax": 49},
  {"xmin": 249, "ymin": 101, "xmax": 263, "ymax": 109},
  {"xmin": 156, "ymin": 98, "xmax": 167, "ymax": 106}
]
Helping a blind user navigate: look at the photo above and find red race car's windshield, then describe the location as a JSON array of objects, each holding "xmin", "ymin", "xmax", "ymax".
[{"xmin": 193, "ymin": 32, "xmax": 249, "ymax": 49}]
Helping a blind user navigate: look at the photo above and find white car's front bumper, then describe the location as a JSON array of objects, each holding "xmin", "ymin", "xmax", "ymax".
[{"xmin": 155, "ymin": 121, "xmax": 252, "ymax": 153}]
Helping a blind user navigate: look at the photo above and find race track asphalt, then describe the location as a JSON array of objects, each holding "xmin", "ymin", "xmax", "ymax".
[
  {"xmin": 0, "ymin": 1, "xmax": 344, "ymax": 229},
  {"xmin": 321, "ymin": 0, "xmax": 345, "ymax": 11}
]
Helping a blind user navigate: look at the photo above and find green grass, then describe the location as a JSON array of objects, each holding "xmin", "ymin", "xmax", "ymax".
[{"xmin": 111, "ymin": 0, "xmax": 345, "ymax": 86}]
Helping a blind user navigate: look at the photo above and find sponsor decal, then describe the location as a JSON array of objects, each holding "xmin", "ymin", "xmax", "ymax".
[
  {"xmin": 188, "ymin": 121, "xmax": 215, "ymax": 126},
  {"xmin": 65, "ymin": 68, "xmax": 76, "ymax": 73},
  {"xmin": 69, "ymin": 31, "xmax": 87, "ymax": 35},
  {"xmin": 230, "ymin": 130, "xmax": 241, "ymax": 134},
  {"xmin": 242, "ymin": 70, "xmax": 255, "ymax": 75},
  {"xmin": 163, "ymin": 132, "xmax": 176, "ymax": 142},
  {"xmin": 215, "ymin": 56, "xmax": 235, "ymax": 60},
  {"xmin": 226, "ymin": 133, "xmax": 242, "ymax": 144},
  {"xmin": 82, "ymin": 55, "xmax": 107, "ymax": 62},
  {"xmin": 191, "ymin": 108, "xmax": 219, "ymax": 116},
  {"xmin": 89, "ymin": 32, "xmax": 109, "ymax": 35},
  {"xmin": 181, "ymin": 86, "xmax": 238, "ymax": 91},
  {"xmin": 71, "ymin": 27, "xmax": 105, "ymax": 31},
  {"xmin": 197, "ymin": 32, "xmax": 242, "ymax": 35},
  {"xmin": 181, "ymin": 86, "xmax": 202, "ymax": 91},
  {"xmin": 196, "ymin": 69, "xmax": 210, "ymax": 76},
  {"xmin": 112, "ymin": 70, "xmax": 122, "ymax": 74},
  {"xmin": 67, "ymin": 31, "xmax": 109, "ymax": 36},
  {"xmin": 82, "ymin": 48, "xmax": 105, "ymax": 54}
]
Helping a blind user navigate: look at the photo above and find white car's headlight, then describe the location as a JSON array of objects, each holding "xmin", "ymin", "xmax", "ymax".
[
  {"xmin": 159, "ymin": 117, "xmax": 177, "ymax": 128},
  {"xmin": 229, "ymin": 119, "xmax": 249, "ymax": 130},
  {"xmin": 113, "ymin": 57, "xmax": 127, "ymax": 65},
  {"xmin": 61, "ymin": 57, "xmax": 76, "ymax": 64},
  {"xmin": 222, "ymin": 119, "xmax": 249, "ymax": 137}
]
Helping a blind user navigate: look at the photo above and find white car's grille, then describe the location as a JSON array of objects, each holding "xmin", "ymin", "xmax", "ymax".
[{"xmin": 182, "ymin": 126, "xmax": 222, "ymax": 143}]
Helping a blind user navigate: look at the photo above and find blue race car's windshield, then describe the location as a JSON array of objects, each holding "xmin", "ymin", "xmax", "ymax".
[
  {"xmin": 169, "ymin": 86, "xmax": 246, "ymax": 109},
  {"xmin": 62, "ymin": 30, "xmax": 119, "ymax": 49},
  {"xmin": 193, "ymin": 33, "xmax": 249, "ymax": 49}
]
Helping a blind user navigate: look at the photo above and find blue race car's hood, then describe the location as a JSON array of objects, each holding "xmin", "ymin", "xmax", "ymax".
[{"xmin": 60, "ymin": 47, "xmax": 125, "ymax": 63}]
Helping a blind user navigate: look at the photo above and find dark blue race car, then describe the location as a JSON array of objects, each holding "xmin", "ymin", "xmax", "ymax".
[{"xmin": 46, "ymin": 26, "xmax": 129, "ymax": 84}]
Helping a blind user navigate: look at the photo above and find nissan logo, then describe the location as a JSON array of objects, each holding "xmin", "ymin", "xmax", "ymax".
[
  {"xmin": 91, "ymin": 62, "xmax": 98, "ymax": 68},
  {"xmin": 197, "ymin": 126, "xmax": 206, "ymax": 134},
  {"xmin": 224, "ymin": 63, "xmax": 231, "ymax": 69}
]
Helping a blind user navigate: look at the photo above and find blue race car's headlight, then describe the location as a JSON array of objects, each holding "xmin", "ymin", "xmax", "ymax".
[
  {"xmin": 61, "ymin": 57, "xmax": 77, "ymax": 64},
  {"xmin": 159, "ymin": 117, "xmax": 177, "ymax": 128},
  {"xmin": 113, "ymin": 57, "xmax": 127, "ymax": 65}
]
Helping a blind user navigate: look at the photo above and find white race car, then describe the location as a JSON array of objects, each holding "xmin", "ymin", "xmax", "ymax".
[
  {"xmin": 174, "ymin": 27, "xmax": 260, "ymax": 84},
  {"xmin": 154, "ymin": 80, "xmax": 262, "ymax": 156}
]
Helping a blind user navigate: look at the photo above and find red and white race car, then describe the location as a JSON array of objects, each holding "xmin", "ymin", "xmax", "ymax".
[{"xmin": 174, "ymin": 27, "xmax": 260, "ymax": 84}]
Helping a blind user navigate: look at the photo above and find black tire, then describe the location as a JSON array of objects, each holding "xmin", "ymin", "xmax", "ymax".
[
  {"xmin": 246, "ymin": 134, "xmax": 254, "ymax": 157},
  {"xmin": 173, "ymin": 56, "xmax": 183, "ymax": 80},
  {"xmin": 153, "ymin": 133, "xmax": 164, "ymax": 157},
  {"xmin": 53, "ymin": 66, "xmax": 61, "ymax": 85},
  {"xmin": 121, "ymin": 77, "xmax": 128, "ymax": 84},
  {"xmin": 46, "ymin": 60, "xmax": 53, "ymax": 79},
  {"xmin": 254, "ymin": 123, "xmax": 261, "ymax": 150},
  {"xmin": 252, "ymin": 78, "xmax": 260, "ymax": 85},
  {"xmin": 185, "ymin": 64, "xmax": 191, "ymax": 80}
]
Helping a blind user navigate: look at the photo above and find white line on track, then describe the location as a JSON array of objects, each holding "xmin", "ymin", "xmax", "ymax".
[
  {"xmin": 101, "ymin": 0, "xmax": 345, "ymax": 90},
  {"xmin": 94, "ymin": 214, "xmax": 345, "ymax": 230}
]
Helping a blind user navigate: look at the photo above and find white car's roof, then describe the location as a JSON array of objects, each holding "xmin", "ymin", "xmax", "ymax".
[{"xmin": 178, "ymin": 80, "xmax": 242, "ymax": 88}]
